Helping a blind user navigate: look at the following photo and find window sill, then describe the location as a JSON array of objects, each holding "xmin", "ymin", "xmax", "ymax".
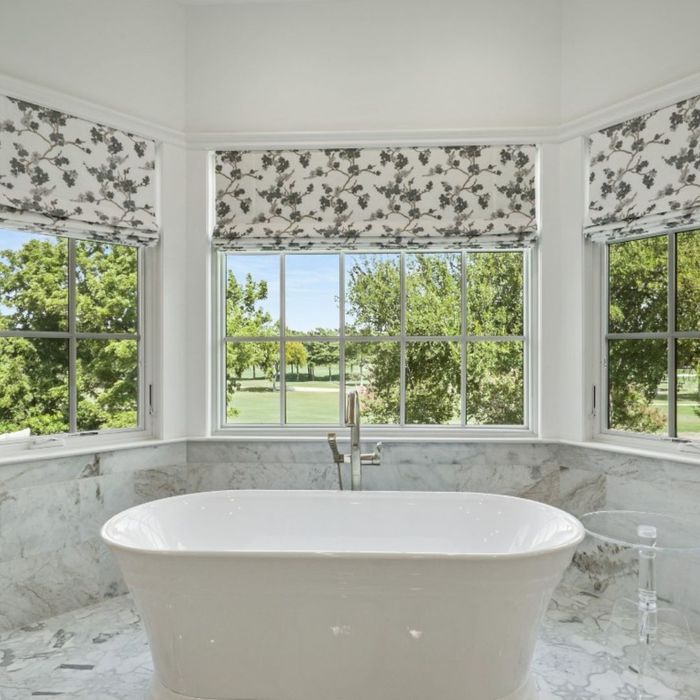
[
  {"xmin": 209, "ymin": 426, "xmax": 541, "ymax": 442},
  {"xmin": 562, "ymin": 434, "xmax": 700, "ymax": 466},
  {"xmin": 0, "ymin": 433, "xmax": 186, "ymax": 467}
]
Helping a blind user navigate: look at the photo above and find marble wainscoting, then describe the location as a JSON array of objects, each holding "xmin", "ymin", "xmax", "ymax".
[
  {"xmin": 555, "ymin": 443, "xmax": 700, "ymax": 633},
  {"xmin": 1, "ymin": 437, "xmax": 699, "ymax": 636},
  {"xmin": 0, "ymin": 442, "xmax": 187, "ymax": 632},
  {"xmin": 186, "ymin": 439, "xmax": 564, "ymax": 501}
]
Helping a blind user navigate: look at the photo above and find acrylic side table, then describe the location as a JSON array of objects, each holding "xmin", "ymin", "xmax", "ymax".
[{"xmin": 580, "ymin": 510, "xmax": 700, "ymax": 699}]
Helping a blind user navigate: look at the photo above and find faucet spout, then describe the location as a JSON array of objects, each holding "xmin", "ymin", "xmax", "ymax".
[
  {"xmin": 327, "ymin": 390, "xmax": 381, "ymax": 490},
  {"xmin": 345, "ymin": 390, "xmax": 362, "ymax": 490}
]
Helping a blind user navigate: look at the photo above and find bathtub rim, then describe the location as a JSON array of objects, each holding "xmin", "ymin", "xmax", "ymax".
[{"xmin": 101, "ymin": 489, "xmax": 584, "ymax": 561}]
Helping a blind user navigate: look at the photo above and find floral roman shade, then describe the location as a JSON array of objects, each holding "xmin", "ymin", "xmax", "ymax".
[
  {"xmin": 213, "ymin": 145, "xmax": 538, "ymax": 250},
  {"xmin": 586, "ymin": 94, "xmax": 700, "ymax": 241},
  {"xmin": 0, "ymin": 96, "xmax": 159, "ymax": 246}
]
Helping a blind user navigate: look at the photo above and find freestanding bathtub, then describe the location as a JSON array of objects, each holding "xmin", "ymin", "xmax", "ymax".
[{"xmin": 101, "ymin": 490, "xmax": 583, "ymax": 700}]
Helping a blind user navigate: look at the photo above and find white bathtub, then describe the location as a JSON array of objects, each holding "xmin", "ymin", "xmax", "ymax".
[{"xmin": 102, "ymin": 490, "xmax": 583, "ymax": 700}]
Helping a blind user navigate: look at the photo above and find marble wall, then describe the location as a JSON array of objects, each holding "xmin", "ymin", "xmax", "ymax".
[
  {"xmin": 0, "ymin": 443, "xmax": 187, "ymax": 631},
  {"xmin": 0, "ymin": 437, "xmax": 698, "ymax": 633}
]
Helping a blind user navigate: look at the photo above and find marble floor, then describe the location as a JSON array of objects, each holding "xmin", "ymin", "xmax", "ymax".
[{"xmin": 0, "ymin": 586, "xmax": 698, "ymax": 699}]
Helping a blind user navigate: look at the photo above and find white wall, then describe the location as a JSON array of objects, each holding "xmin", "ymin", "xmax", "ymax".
[
  {"xmin": 0, "ymin": 0, "xmax": 186, "ymax": 132},
  {"xmin": 560, "ymin": 0, "xmax": 700, "ymax": 124},
  {"xmin": 185, "ymin": 0, "xmax": 562, "ymax": 134}
]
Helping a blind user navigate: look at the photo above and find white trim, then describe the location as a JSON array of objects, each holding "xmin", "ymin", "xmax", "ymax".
[
  {"xmin": 210, "ymin": 427, "xmax": 540, "ymax": 441},
  {"xmin": 215, "ymin": 249, "xmax": 532, "ymax": 433},
  {"xmin": 559, "ymin": 437, "xmax": 700, "ymax": 467},
  {"xmin": 557, "ymin": 71, "xmax": 700, "ymax": 142},
  {"xmin": 0, "ymin": 73, "xmax": 186, "ymax": 147},
  {"xmin": 0, "ymin": 436, "xmax": 186, "ymax": 467},
  {"xmin": 4, "ymin": 70, "xmax": 700, "ymax": 151},
  {"xmin": 187, "ymin": 126, "xmax": 552, "ymax": 150}
]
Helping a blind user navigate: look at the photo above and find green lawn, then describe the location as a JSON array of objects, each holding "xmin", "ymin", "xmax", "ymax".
[{"xmin": 230, "ymin": 364, "xmax": 700, "ymax": 434}]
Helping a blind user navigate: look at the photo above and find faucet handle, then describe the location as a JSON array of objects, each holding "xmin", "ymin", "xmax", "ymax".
[{"xmin": 327, "ymin": 432, "xmax": 344, "ymax": 464}]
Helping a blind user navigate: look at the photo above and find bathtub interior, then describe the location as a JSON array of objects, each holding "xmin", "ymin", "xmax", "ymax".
[{"xmin": 102, "ymin": 490, "xmax": 583, "ymax": 557}]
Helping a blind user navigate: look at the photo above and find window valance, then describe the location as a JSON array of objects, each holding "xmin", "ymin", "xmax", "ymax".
[
  {"xmin": 0, "ymin": 95, "xmax": 159, "ymax": 247},
  {"xmin": 212, "ymin": 145, "xmax": 538, "ymax": 251},
  {"xmin": 585, "ymin": 94, "xmax": 700, "ymax": 242}
]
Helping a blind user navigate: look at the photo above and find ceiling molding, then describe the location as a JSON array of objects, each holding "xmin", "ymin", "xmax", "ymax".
[
  {"xmin": 0, "ymin": 73, "xmax": 187, "ymax": 147},
  {"xmin": 184, "ymin": 125, "xmax": 558, "ymax": 150},
  {"xmin": 556, "ymin": 71, "xmax": 700, "ymax": 143},
  {"xmin": 3, "ymin": 70, "xmax": 700, "ymax": 151}
]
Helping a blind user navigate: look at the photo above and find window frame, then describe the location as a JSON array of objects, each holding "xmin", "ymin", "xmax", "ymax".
[
  {"xmin": 595, "ymin": 230, "xmax": 700, "ymax": 447},
  {"xmin": 0, "ymin": 233, "xmax": 155, "ymax": 452},
  {"xmin": 212, "ymin": 247, "xmax": 537, "ymax": 438}
]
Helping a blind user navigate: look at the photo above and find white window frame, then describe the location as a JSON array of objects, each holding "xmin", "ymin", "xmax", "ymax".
[
  {"xmin": 591, "ymin": 230, "xmax": 700, "ymax": 453},
  {"xmin": 212, "ymin": 247, "xmax": 537, "ymax": 439},
  {"xmin": 0, "ymin": 235, "xmax": 156, "ymax": 455}
]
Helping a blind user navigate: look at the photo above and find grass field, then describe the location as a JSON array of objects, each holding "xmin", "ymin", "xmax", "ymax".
[
  {"xmin": 228, "ymin": 367, "xmax": 344, "ymax": 424},
  {"xmin": 229, "ymin": 363, "xmax": 700, "ymax": 434}
]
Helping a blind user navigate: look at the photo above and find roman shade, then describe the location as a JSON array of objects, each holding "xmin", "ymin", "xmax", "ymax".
[
  {"xmin": 0, "ymin": 95, "xmax": 159, "ymax": 246},
  {"xmin": 585, "ymin": 94, "xmax": 700, "ymax": 242},
  {"xmin": 212, "ymin": 145, "xmax": 538, "ymax": 251}
]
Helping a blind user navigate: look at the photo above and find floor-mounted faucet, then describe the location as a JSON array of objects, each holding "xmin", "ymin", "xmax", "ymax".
[{"xmin": 327, "ymin": 390, "xmax": 381, "ymax": 490}]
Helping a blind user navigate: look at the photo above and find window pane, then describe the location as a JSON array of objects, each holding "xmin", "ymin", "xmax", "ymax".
[
  {"xmin": 0, "ymin": 229, "xmax": 68, "ymax": 331},
  {"xmin": 406, "ymin": 341, "xmax": 460, "ymax": 424},
  {"xmin": 608, "ymin": 236, "xmax": 667, "ymax": 333},
  {"xmin": 0, "ymin": 337, "xmax": 69, "ymax": 436},
  {"xmin": 227, "ymin": 342, "xmax": 280, "ymax": 424},
  {"xmin": 285, "ymin": 341, "xmax": 339, "ymax": 424},
  {"xmin": 226, "ymin": 255, "xmax": 279, "ymax": 337},
  {"xmin": 608, "ymin": 339, "xmax": 667, "ymax": 435},
  {"xmin": 466, "ymin": 252, "xmax": 523, "ymax": 336},
  {"xmin": 466, "ymin": 341, "xmax": 524, "ymax": 425},
  {"xmin": 286, "ymin": 255, "xmax": 339, "ymax": 335},
  {"xmin": 676, "ymin": 230, "xmax": 700, "ymax": 332},
  {"xmin": 677, "ymin": 339, "xmax": 700, "ymax": 439},
  {"xmin": 76, "ymin": 241, "xmax": 137, "ymax": 333},
  {"xmin": 406, "ymin": 253, "xmax": 461, "ymax": 336},
  {"xmin": 77, "ymin": 339, "xmax": 138, "ymax": 431},
  {"xmin": 345, "ymin": 342, "xmax": 400, "ymax": 424},
  {"xmin": 345, "ymin": 254, "xmax": 400, "ymax": 336}
]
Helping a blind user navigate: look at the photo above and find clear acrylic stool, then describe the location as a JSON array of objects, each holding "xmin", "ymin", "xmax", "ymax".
[{"xmin": 580, "ymin": 510, "xmax": 700, "ymax": 699}]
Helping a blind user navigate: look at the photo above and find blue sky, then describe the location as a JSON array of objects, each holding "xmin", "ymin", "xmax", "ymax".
[
  {"xmin": 227, "ymin": 254, "xmax": 340, "ymax": 332},
  {"xmin": 0, "ymin": 228, "xmax": 52, "ymax": 252}
]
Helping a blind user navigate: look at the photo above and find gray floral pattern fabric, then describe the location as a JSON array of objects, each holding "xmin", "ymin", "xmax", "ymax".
[
  {"xmin": 213, "ymin": 145, "xmax": 537, "ymax": 250},
  {"xmin": 0, "ymin": 96, "xmax": 159, "ymax": 246},
  {"xmin": 586, "ymin": 94, "xmax": 700, "ymax": 241}
]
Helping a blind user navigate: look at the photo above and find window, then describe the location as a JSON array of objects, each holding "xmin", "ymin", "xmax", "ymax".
[
  {"xmin": 604, "ymin": 230, "xmax": 700, "ymax": 440},
  {"xmin": 217, "ymin": 250, "xmax": 530, "ymax": 430},
  {"xmin": 0, "ymin": 228, "xmax": 144, "ymax": 440}
]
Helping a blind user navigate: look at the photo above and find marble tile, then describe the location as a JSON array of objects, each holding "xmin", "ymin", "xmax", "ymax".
[
  {"xmin": 0, "ymin": 480, "xmax": 81, "ymax": 563},
  {"xmin": 605, "ymin": 474, "xmax": 700, "ymax": 521},
  {"xmin": 559, "ymin": 466, "xmax": 606, "ymax": 516},
  {"xmin": 0, "ymin": 584, "xmax": 698, "ymax": 699},
  {"xmin": 187, "ymin": 461, "xmax": 338, "ymax": 492},
  {"xmin": 0, "ymin": 540, "xmax": 104, "ymax": 632},
  {"xmin": 99, "ymin": 442, "xmax": 186, "ymax": 476},
  {"xmin": 0, "ymin": 453, "xmax": 98, "ymax": 491},
  {"xmin": 364, "ymin": 460, "xmax": 559, "ymax": 498},
  {"xmin": 187, "ymin": 439, "xmax": 332, "ymax": 465}
]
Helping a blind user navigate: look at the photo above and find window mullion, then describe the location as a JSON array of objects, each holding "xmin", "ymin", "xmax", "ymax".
[
  {"xmin": 339, "ymin": 253, "xmax": 346, "ymax": 427},
  {"xmin": 399, "ymin": 252, "xmax": 406, "ymax": 426},
  {"xmin": 68, "ymin": 239, "xmax": 78, "ymax": 433},
  {"xmin": 279, "ymin": 254, "xmax": 286, "ymax": 426},
  {"xmin": 668, "ymin": 232, "xmax": 677, "ymax": 437},
  {"xmin": 460, "ymin": 250, "xmax": 467, "ymax": 427}
]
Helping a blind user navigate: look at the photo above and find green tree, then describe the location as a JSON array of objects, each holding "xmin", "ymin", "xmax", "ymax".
[
  {"xmin": 286, "ymin": 341, "xmax": 308, "ymax": 381},
  {"xmin": 0, "ymin": 237, "xmax": 139, "ymax": 434},
  {"xmin": 225, "ymin": 269, "xmax": 275, "ymax": 414}
]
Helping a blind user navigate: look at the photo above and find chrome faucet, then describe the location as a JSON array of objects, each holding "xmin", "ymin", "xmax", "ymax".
[{"xmin": 327, "ymin": 390, "xmax": 381, "ymax": 490}]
